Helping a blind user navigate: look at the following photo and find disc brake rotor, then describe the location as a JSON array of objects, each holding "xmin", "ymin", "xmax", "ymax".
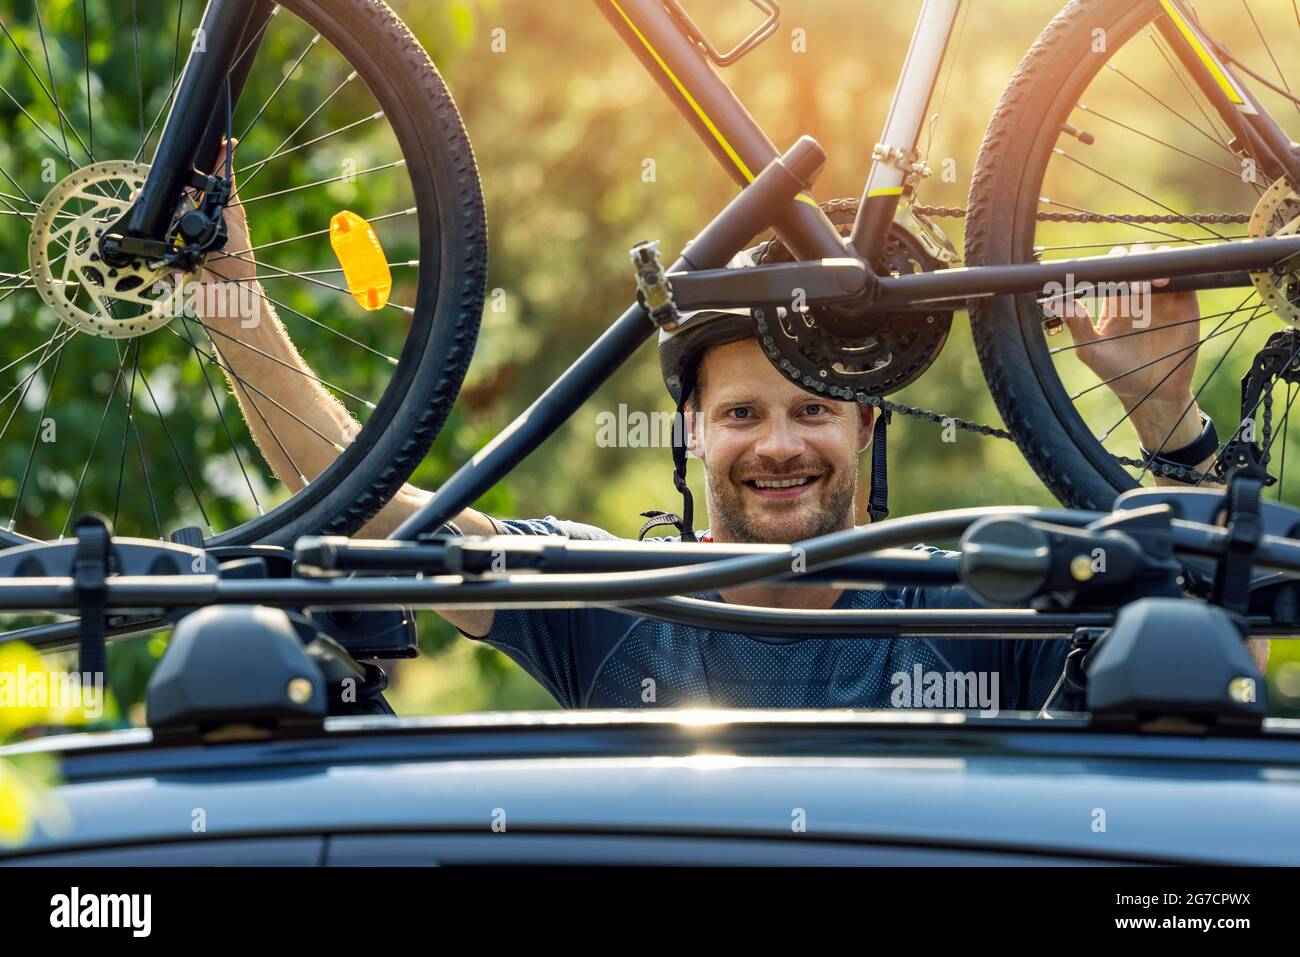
[
  {"xmin": 1249, "ymin": 174, "xmax": 1300, "ymax": 326},
  {"xmin": 29, "ymin": 160, "xmax": 189, "ymax": 339}
]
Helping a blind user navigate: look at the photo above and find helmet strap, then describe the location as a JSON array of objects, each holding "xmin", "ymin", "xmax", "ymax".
[
  {"xmin": 867, "ymin": 408, "xmax": 891, "ymax": 524},
  {"xmin": 672, "ymin": 397, "xmax": 698, "ymax": 542}
]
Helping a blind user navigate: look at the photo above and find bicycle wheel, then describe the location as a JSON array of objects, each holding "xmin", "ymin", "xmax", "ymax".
[
  {"xmin": 967, "ymin": 0, "xmax": 1300, "ymax": 509},
  {"xmin": 0, "ymin": 0, "xmax": 485, "ymax": 547}
]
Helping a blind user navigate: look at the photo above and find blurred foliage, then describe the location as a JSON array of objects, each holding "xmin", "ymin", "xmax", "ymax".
[
  {"xmin": 1, "ymin": 0, "xmax": 1299, "ymax": 718},
  {"xmin": 0, "ymin": 643, "xmax": 75, "ymax": 847}
]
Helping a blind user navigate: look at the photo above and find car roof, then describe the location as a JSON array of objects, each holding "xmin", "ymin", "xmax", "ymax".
[{"xmin": 6, "ymin": 710, "xmax": 1300, "ymax": 864}]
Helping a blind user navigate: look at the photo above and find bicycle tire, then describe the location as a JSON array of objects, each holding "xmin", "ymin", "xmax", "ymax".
[
  {"xmin": 218, "ymin": 0, "xmax": 486, "ymax": 546},
  {"xmin": 966, "ymin": 0, "xmax": 1191, "ymax": 510},
  {"xmin": 1, "ymin": 0, "xmax": 487, "ymax": 549}
]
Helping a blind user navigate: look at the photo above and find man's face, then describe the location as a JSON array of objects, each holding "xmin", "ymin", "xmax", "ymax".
[{"xmin": 686, "ymin": 338, "xmax": 874, "ymax": 544}]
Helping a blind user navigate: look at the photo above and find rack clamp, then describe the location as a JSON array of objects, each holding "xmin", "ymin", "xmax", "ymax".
[
  {"xmin": 1212, "ymin": 468, "xmax": 1267, "ymax": 620},
  {"xmin": 71, "ymin": 514, "xmax": 112, "ymax": 681}
]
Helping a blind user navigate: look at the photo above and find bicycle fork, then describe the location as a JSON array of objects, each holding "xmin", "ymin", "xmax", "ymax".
[{"xmin": 98, "ymin": 0, "xmax": 275, "ymax": 267}]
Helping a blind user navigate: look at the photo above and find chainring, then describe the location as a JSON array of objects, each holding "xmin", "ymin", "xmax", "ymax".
[{"xmin": 753, "ymin": 200, "xmax": 953, "ymax": 399}]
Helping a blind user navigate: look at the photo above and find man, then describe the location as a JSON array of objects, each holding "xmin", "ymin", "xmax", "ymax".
[{"xmin": 196, "ymin": 144, "xmax": 1266, "ymax": 711}]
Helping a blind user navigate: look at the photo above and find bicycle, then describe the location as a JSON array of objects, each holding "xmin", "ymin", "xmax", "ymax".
[{"xmin": 5, "ymin": 0, "xmax": 1300, "ymax": 551}]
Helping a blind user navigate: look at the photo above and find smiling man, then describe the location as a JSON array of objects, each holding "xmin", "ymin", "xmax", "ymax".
[{"xmin": 196, "ymin": 147, "xmax": 1266, "ymax": 711}]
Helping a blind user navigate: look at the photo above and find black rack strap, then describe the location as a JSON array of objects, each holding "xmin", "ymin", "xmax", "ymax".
[
  {"xmin": 1212, "ymin": 473, "xmax": 1264, "ymax": 617},
  {"xmin": 72, "ymin": 515, "xmax": 112, "ymax": 680}
]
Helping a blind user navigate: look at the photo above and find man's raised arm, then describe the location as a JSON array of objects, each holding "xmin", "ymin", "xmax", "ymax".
[{"xmin": 192, "ymin": 143, "xmax": 497, "ymax": 637}]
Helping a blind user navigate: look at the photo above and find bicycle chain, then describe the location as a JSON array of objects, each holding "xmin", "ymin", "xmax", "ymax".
[
  {"xmin": 912, "ymin": 205, "xmax": 1252, "ymax": 225},
  {"xmin": 781, "ymin": 200, "xmax": 1233, "ymax": 484},
  {"xmin": 846, "ymin": 383, "xmax": 1217, "ymax": 484}
]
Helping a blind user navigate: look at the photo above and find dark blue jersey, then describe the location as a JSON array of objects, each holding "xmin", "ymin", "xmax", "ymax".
[{"xmin": 462, "ymin": 516, "xmax": 1068, "ymax": 712}]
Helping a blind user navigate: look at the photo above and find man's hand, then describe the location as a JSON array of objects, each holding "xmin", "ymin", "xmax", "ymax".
[{"xmin": 1057, "ymin": 243, "xmax": 1205, "ymax": 456}]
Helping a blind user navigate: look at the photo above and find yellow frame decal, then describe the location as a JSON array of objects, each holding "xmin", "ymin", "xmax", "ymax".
[{"xmin": 1158, "ymin": 0, "xmax": 1253, "ymax": 111}]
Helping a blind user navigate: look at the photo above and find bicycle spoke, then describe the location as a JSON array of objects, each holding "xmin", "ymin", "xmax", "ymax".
[
  {"xmin": 250, "ymin": 260, "xmax": 418, "ymax": 281},
  {"xmin": 137, "ymin": 365, "xmax": 215, "ymax": 536},
  {"xmin": 170, "ymin": 0, "xmax": 185, "ymax": 92},
  {"xmin": 33, "ymin": 3, "xmax": 75, "ymax": 175},
  {"xmin": 201, "ymin": 332, "xmax": 311, "ymax": 488},
  {"xmin": 167, "ymin": 324, "xmax": 348, "ymax": 454},
  {"xmin": 183, "ymin": 309, "xmax": 377, "ymax": 410},
  {"xmin": 235, "ymin": 378, "xmax": 311, "ymax": 488},
  {"xmin": 1241, "ymin": 1, "xmax": 1300, "ymax": 123},
  {"xmin": 0, "ymin": 328, "xmax": 69, "ymax": 381},
  {"xmin": 198, "ymin": 262, "xmax": 401, "ymax": 363},
  {"xmin": 132, "ymin": 0, "xmax": 145, "ymax": 145},
  {"xmin": 1039, "ymin": 198, "xmax": 1209, "ymax": 247},
  {"xmin": 250, "ymin": 290, "xmax": 400, "ymax": 364},
  {"xmin": 1106, "ymin": 60, "xmax": 1235, "ymax": 157},
  {"xmin": 1278, "ymin": 382, "xmax": 1296, "ymax": 499},
  {"xmin": 7, "ymin": 323, "xmax": 69, "ymax": 532},
  {"xmin": 0, "ymin": 17, "xmax": 89, "ymax": 165},
  {"xmin": 1073, "ymin": 103, "xmax": 1240, "ymax": 179},
  {"xmin": 226, "ymin": 206, "xmax": 416, "ymax": 257},
  {"xmin": 1037, "ymin": 235, "xmax": 1250, "ymax": 254},
  {"xmin": 0, "ymin": 81, "xmax": 80, "ymax": 170},
  {"xmin": 174, "ymin": 315, "xmax": 264, "ymax": 515},
  {"xmin": 237, "ymin": 69, "xmax": 360, "ymax": 192},
  {"xmin": 112, "ymin": 340, "xmax": 140, "ymax": 529},
  {"xmin": 239, "ymin": 112, "xmax": 385, "ymax": 182},
  {"xmin": 1197, "ymin": 333, "xmax": 1300, "ymax": 487},
  {"xmin": 59, "ymin": 338, "xmax": 132, "ymax": 539},
  {"xmin": 236, "ymin": 33, "xmax": 322, "ymax": 145},
  {"xmin": 1053, "ymin": 148, "xmax": 1229, "ymax": 241},
  {"xmin": 0, "ymin": 343, "xmax": 57, "ymax": 444},
  {"xmin": 1071, "ymin": 308, "xmax": 1259, "ymax": 404},
  {"xmin": 81, "ymin": 0, "xmax": 93, "ymax": 158},
  {"xmin": 221, "ymin": 251, "xmax": 415, "ymax": 317},
  {"xmin": 1145, "ymin": 31, "xmax": 1240, "ymax": 159},
  {"xmin": 1128, "ymin": 296, "xmax": 1263, "ymax": 479},
  {"xmin": 1102, "ymin": 304, "xmax": 1260, "ymax": 447},
  {"xmin": 230, "ymin": 160, "xmax": 408, "ymax": 208},
  {"xmin": 1047, "ymin": 305, "xmax": 1238, "ymax": 355},
  {"xmin": 1260, "ymin": 379, "xmax": 1300, "ymax": 466},
  {"xmin": 0, "ymin": 329, "xmax": 77, "ymax": 411}
]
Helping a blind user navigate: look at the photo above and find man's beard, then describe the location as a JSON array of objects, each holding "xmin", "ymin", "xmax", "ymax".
[{"xmin": 704, "ymin": 455, "xmax": 859, "ymax": 544}]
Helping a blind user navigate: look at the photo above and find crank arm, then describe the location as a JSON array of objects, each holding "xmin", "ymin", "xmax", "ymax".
[{"xmin": 666, "ymin": 258, "xmax": 872, "ymax": 311}]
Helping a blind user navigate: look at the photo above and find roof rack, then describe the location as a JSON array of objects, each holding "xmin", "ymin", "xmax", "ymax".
[{"xmin": 0, "ymin": 473, "xmax": 1292, "ymax": 735}]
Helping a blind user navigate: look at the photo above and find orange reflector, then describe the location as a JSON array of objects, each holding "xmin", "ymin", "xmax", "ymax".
[{"xmin": 329, "ymin": 210, "xmax": 392, "ymax": 311}]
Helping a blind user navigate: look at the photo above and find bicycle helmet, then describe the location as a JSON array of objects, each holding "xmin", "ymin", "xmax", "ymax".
[{"xmin": 647, "ymin": 248, "xmax": 891, "ymax": 542}]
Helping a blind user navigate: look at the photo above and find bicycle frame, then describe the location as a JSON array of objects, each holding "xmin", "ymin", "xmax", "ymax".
[
  {"xmin": 393, "ymin": 0, "xmax": 1300, "ymax": 539},
  {"xmin": 63, "ymin": 0, "xmax": 1300, "ymax": 544}
]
